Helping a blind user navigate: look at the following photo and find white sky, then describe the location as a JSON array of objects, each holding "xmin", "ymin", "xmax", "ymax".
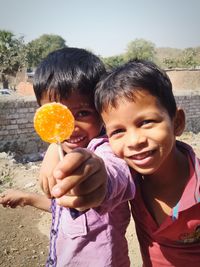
[{"xmin": 0, "ymin": 0, "xmax": 200, "ymax": 57}]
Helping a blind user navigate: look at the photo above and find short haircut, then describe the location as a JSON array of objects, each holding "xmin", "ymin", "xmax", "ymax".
[
  {"xmin": 95, "ymin": 59, "xmax": 177, "ymax": 119},
  {"xmin": 33, "ymin": 47, "xmax": 106, "ymax": 105}
]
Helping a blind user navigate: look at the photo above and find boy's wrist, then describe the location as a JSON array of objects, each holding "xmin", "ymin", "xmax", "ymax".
[{"xmin": 23, "ymin": 192, "xmax": 33, "ymax": 206}]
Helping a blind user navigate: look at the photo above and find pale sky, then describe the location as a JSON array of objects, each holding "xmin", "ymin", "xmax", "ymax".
[{"xmin": 0, "ymin": 0, "xmax": 200, "ymax": 57}]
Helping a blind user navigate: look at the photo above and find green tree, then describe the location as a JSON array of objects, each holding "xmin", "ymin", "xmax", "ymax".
[
  {"xmin": 102, "ymin": 54, "xmax": 125, "ymax": 70},
  {"xmin": 162, "ymin": 57, "xmax": 179, "ymax": 69},
  {"xmin": 125, "ymin": 38, "xmax": 156, "ymax": 61},
  {"xmin": 0, "ymin": 30, "xmax": 26, "ymax": 88},
  {"xmin": 26, "ymin": 34, "xmax": 67, "ymax": 68},
  {"xmin": 194, "ymin": 47, "xmax": 200, "ymax": 66},
  {"xmin": 180, "ymin": 48, "xmax": 197, "ymax": 68}
]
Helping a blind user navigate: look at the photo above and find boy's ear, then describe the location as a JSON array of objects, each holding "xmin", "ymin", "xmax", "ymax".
[{"xmin": 174, "ymin": 108, "xmax": 185, "ymax": 136}]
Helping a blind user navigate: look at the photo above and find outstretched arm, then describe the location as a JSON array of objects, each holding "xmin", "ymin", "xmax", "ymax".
[
  {"xmin": 38, "ymin": 139, "xmax": 135, "ymax": 211},
  {"xmin": 0, "ymin": 189, "xmax": 51, "ymax": 212},
  {"xmin": 50, "ymin": 142, "xmax": 135, "ymax": 211}
]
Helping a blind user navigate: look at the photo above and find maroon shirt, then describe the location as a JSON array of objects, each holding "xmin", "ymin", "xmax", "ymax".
[{"xmin": 130, "ymin": 141, "xmax": 200, "ymax": 267}]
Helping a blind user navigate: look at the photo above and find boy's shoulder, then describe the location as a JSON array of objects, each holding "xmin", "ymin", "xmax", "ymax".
[
  {"xmin": 87, "ymin": 136, "xmax": 132, "ymax": 174},
  {"xmin": 87, "ymin": 135, "xmax": 110, "ymax": 152},
  {"xmin": 176, "ymin": 140, "xmax": 200, "ymax": 173},
  {"xmin": 177, "ymin": 140, "xmax": 199, "ymax": 159}
]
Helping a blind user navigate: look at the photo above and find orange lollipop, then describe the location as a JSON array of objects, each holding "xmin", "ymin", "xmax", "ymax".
[
  {"xmin": 34, "ymin": 102, "xmax": 74, "ymax": 160},
  {"xmin": 34, "ymin": 102, "xmax": 74, "ymax": 144}
]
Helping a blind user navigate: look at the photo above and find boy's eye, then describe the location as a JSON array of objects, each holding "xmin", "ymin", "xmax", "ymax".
[
  {"xmin": 76, "ymin": 110, "xmax": 92, "ymax": 118},
  {"xmin": 109, "ymin": 128, "xmax": 124, "ymax": 137},
  {"xmin": 140, "ymin": 120, "xmax": 155, "ymax": 126}
]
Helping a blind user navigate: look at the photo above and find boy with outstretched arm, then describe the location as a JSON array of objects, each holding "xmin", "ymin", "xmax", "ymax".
[{"xmin": 0, "ymin": 48, "xmax": 135, "ymax": 267}]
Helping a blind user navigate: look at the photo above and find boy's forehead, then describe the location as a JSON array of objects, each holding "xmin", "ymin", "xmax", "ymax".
[
  {"xmin": 41, "ymin": 91, "xmax": 94, "ymax": 109},
  {"xmin": 62, "ymin": 92, "xmax": 94, "ymax": 108},
  {"xmin": 69, "ymin": 102, "xmax": 93, "ymax": 109},
  {"xmin": 41, "ymin": 90, "xmax": 94, "ymax": 103},
  {"xmin": 101, "ymin": 90, "xmax": 168, "ymax": 117}
]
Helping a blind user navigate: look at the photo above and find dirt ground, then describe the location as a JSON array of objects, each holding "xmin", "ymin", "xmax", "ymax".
[
  {"xmin": 0, "ymin": 132, "xmax": 200, "ymax": 267},
  {"xmin": 0, "ymin": 158, "xmax": 50, "ymax": 267}
]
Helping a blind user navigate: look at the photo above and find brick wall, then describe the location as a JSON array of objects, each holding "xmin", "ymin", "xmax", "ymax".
[
  {"xmin": 0, "ymin": 96, "xmax": 47, "ymax": 161},
  {"xmin": 175, "ymin": 92, "xmax": 200, "ymax": 133},
  {"xmin": 0, "ymin": 93, "xmax": 200, "ymax": 160}
]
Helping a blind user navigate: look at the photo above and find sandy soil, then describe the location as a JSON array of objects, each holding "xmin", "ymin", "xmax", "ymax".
[
  {"xmin": 0, "ymin": 132, "xmax": 200, "ymax": 267},
  {"xmin": 0, "ymin": 158, "xmax": 50, "ymax": 267}
]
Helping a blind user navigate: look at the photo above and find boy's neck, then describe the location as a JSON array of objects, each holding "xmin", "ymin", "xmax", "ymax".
[
  {"xmin": 140, "ymin": 147, "xmax": 190, "ymax": 226},
  {"xmin": 142, "ymin": 146, "xmax": 189, "ymax": 189}
]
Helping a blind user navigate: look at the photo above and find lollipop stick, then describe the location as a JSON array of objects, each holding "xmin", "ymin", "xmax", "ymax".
[
  {"xmin": 57, "ymin": 142, "xmax": 81, "ymax": 219},
  {"xmin": 57, "ymin": 142, "xmax": 64, "ymax": 161}
]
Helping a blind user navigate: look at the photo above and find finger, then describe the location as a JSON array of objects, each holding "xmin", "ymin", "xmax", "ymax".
[
  {"xmin": 52, "ymin": 156, "xmax": 102, "ymax": 198},
  {"xmin": 56, "ymin": 183, "xmax": 106, "ymax": 210},
  {"xmin": 0, "ymin": 196, "xmax": 8, "ymax": 205},
  {"xmin": 2, "ymin": 200, "xmax": 11, "ymax": 207},
  {"xmin": 53, "ymin": 148, "xmax": 92, "ymax": 180},
  {"xmin": 9, "ymin": 203, "xmax": 17, "ymax": 208},
  {"xmin": 10, "ymin": 206, "xmax": 16, "ymax": 209},
  {"xmin": 70, "ymin": 168, "xmax": 106, "ymax": 196},
  {"xmin": 78, "ymin": 183, "xmax": 107, "ymax": 209}
]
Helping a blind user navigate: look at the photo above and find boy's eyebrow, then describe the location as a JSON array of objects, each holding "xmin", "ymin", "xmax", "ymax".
[
  {"xmin": 71, "ymin": 104, "xmax": 94, "ymax": 110},
  {"xmin": 104, "ymin": 111, "xmax": 164, "ymax": 128},
  {"xmin": 79, "ymin": 103, "xmax": 93, "ymax": 107},
  {"xmin": 104, "ymin": 122, "xmax": 121, "ymax": 131}
]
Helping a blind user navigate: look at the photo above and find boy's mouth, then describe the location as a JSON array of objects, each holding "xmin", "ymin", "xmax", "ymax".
[
  {"xmin": 65, "ymin": 135, "xmax": 86, "ymax": 144},
  {"xmin": 130, "ymin": 150, "xmax": 155, "ymax": 160},
  {"xmin": 126, "ymin": 149, "xmax": 156, "ymax": 167}
]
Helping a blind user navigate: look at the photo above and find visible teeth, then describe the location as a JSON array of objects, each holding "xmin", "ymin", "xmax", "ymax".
[
  {"xmin": 134, "ymin": 151, "xmax": 153, "ymax": 160},
  {"xmin": 67, "ymin": 136, "xmax": 85, "ymax": 144}
]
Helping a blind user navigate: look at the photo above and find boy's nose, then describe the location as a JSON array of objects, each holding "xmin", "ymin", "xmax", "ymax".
[
  {"xmin": 73, "ymin": 124, "xmax": 80, "ymax": 132},
  {"xmin": 126, "ymin": 131, "xmax": 147, "ymax": 149},
  {"xmin": 72, "ymin": 121, "xmax": 80, "ymax": 133}
]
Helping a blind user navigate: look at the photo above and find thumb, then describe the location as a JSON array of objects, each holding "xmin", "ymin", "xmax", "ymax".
[{"xmin": 53, "ymin": 148, "xmax": 92, "ymax": 180}]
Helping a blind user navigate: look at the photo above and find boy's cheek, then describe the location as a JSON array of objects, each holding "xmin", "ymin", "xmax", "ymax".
[{"xmin": 109, "ymin": 140, "xmax": 122, "ymax": 157}]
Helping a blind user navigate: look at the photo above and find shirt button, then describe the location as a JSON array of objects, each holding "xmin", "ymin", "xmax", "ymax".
[
  {"xmin": 48, "ymin": 258, "xmax": 54, "ymax": 265},
  {"xmin": 51, "ymin": 229, "xmax": 57, "ymax": 235}
]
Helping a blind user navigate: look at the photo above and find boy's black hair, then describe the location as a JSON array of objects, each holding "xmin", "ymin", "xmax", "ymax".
[
  {"xmin": 33, "ymin": 47, "xmax": 106, "ymax": 105},
  {"xmin": 95, "ymin": 59, "xmax": 177, "ymax": 119}
]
